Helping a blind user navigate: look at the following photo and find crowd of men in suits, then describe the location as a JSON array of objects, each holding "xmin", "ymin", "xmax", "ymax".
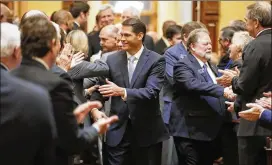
[{"xmin": 0, "ymin": 1, "xmax": 271, "ymax": 165}]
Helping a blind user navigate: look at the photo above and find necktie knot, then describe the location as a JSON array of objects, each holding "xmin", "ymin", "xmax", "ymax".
[{"xmin": 128, "ymin": 56, "xmax": 136, "ymax": 63}]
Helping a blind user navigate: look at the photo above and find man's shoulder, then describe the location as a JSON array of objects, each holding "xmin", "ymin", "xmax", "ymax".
[
  {"xmin": 12, "ymin": 65, "xmax": 69, "ymax": 91},
  {"xmin": 3, "ymin": 71, "xmax": 50, "ymax": 103}
]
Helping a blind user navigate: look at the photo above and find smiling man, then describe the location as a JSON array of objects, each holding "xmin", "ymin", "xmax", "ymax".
[{"xmin": 91, "ymin": 18, "xmax": 169, "ymax": 165}]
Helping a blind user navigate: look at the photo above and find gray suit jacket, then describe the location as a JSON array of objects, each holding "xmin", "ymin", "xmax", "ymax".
[{"xmin": 68, "ymin": 60, "xmax": 109, "ymax": 103}]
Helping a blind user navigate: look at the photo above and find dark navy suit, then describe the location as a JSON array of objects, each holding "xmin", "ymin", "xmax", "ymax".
[
  {"xmin": 259, "ymin": 110, "xmax": 272, "ymax": 130},
  {"xmin": 163, "ymin": 43, "xmax": 188, "ymax": 125},
  {"xmin": 171, "ymin": 53, "xmax": 225, "ymax": 165},
  {"xmin": 91, "ymin": 48, "xmax": 169, "ymax": 165},
  {"xmin": 0, "ymin": 67, "xmax": 56, "ymax": 165}
]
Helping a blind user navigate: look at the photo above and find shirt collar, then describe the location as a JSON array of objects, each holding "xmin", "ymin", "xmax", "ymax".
[
  {"xmin": 74, "ymin": 21, "xmax": 80, "ymax": 27},
  {"xmin": 32, "ymin": 57, "xmax": 50, "ymax": 70},
  {"xmin": 193, "ymin": 55, "xmax": 207, "ymax": 68},
  {"xmin": 0, "ymin": 62, "xmax": 9, "ymax": 71},
  {"xmin": 162, "ymin": 37, "xmax": 171, "ymax": 47},
  {"xmin": 256, "ymin": 28, "xmax": 272, "ymax": 37},
  {"xmin": 126, "ymin": 45, "xmax": 144, "ymax": 60}
]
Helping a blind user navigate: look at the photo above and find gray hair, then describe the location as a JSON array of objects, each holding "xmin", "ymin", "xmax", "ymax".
[
  {"xmin": 186, "ymin": 28, "xmax": 209, "ymax": 51},
  {"xmin": 97, "ymin": 4, "xmax": 114, "ymax": 16},
  {"xmin": 246, "ymin": 2, "xmax": 271, "ymax": 28},
  {"xmin": 123, "ymin": 6, "xmax": 141, "ymax": 19},
  {"xmin": 1, "ymin": 23, "xmax": 20, "ymax": 57},
  {"xmin": 232, "ymin": 31, "xmax": 254, "ymax": 51}
]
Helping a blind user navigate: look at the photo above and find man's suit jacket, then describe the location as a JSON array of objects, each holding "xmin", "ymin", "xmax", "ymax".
[
  {"xmin": 154, "ymin": 38, "xmax": 167, "ymax": 55},
  {"xmin": 91, "ymin": 48, "xmax": 169, "ymax": 147},
  {"xmin": 88, "ymin": 31, "xmax": 101, "ymax": 61},
  {"xmin": 232, "ymin": 29, "xmax": 272, "ymax": 137},
  {"xmin": 171, "ymin": 54, "xmax": 225, "ymax": 141},
  {"xmin": 259, "ymin": 110, "xmax": 272, "ymax": 130},
  {"xmin": 0, "ymin": 68, "xmax": 56, "ymax": 165},
  {"xmin": 144, "ymin": 35, "xmax": 155, "ymax": 51},
  {"xmin": 68, "ymin": 60, "xmax": 109, "ymax": 103},
  {"xmin": 51, "ymin": 64, "xmax": 81, "ymax": 105},
  {"xmin": 11, "ymin": 58, "xmax": 99, "ymax": 165},
  {"xmin": 163, "ymin": 43, "xmax": 188, "ymax": 124}
]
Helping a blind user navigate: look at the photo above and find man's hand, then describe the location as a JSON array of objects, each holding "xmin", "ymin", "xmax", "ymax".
[
  {"xmin": 70, "ymin": 51, "xmax": 85, "ymax": 68},
  {"xmin": 263, "ymin": 91, "xmax": 272, "ymax": 98},
  {"xmin": 224, "ymin": 86, "xmax": 236, "ymax": 101},
  {"xmin": 91, "ymin": 108, "xmax": 108, "ymax": 122},
  {"xmin": 73, "ymin": 101, "xmax": 102, "ymax": 124},
  {"xmin": 238, "ymin": 103, "xmax": 265, "ymax": 121},
  {"xmin": 98, "ymin": 79, "xmax": 125, "ymax": 97},
  {"xmin": 85, "ymin": 85, "xmax": 99, "ymax": 96},
  {"xmin": 256, "ymin": 97, "xmax": 271, "ymax": 109},
  {"xmin": 225, "ymin": 101, "xmax": 234, "ymax": 112},
  {"xmin": 216, "ymin": 69, "xmax": 236, "ymax": 87},
  {"xmin": 92, "ymin": 115, "xmax": 119, "ymax": 134}
]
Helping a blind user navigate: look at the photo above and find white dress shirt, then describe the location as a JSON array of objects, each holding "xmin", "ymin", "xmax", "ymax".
[{"xmin": 194, "ymin": 56, "xmax": 217, "ymax": 84}]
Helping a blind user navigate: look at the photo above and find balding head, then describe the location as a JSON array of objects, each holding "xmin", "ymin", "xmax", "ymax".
[
  {"xmin": 1, "ymin": 3, "xmax": 12, "ymax": 23},
  {"xmin": 99, "ymin": 25, "xmax": 119, "ymax": 52}
]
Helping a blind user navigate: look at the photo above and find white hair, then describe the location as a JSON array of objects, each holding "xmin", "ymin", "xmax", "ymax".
[
  {"xmin": 123, "ymin": 6, "xmax": 141, "ymax": 18},
  {"xmin": 232, "ymin": 31, "xmax": 254, "ymax": 51},
  {"xmin": 24, "ymin": 10, "xmax": 47, "ymax": 19},
  {"xmin": 1, "ymin": 23, "xmax": 20, "ymax": 57},
  {"xmin": 51, "ymin": 21, "xmax": 61, "ymax": 40},
  {"xmin": 98, "ymin": 4, "xmax": 114, "ymax": 15}
]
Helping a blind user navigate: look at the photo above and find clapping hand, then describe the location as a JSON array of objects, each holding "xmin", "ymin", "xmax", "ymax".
[
  {"xmin": 223, "ymin": 86, "xmax": 236, "ymax": 101},
  {"xmin": 216, "ymin": 69, "xmax": 237, "ymax": 87},
  {"xmin": 73, "ymin": 101, "xmax": 102, "ymax": 124},
  {"xmin": 238, "ymin": 103, "xmax": 265, "ymax": 121},
  {"xmin": 255, "ymin": 91, "xmax": 271, "ymax": 109}
]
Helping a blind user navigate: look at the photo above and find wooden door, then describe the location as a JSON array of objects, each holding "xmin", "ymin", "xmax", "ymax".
[{"xmin": 193, "ymin": 1, "xmax": 219, "ymax": 52}]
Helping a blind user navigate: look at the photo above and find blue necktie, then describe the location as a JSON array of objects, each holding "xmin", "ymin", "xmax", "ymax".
[
  {"xmin": 203, "ymin": 64, "xmax": 214, "ymax": 83},
  {"xmin": 128, "ymin": 56, "xmax": 136, "ymax": 83}
]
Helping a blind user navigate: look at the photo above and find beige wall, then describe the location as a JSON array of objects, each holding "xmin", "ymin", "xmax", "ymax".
[
  {"xmin": 219, "ymin": 1, "xmax": 254, "ymax": 31},
  {"xmin": 14, "ymin": 1, "xmax": 256, "ymax": 35},
  {"xmin": 18, "ymin": 1, "xmax": 62, "ymax": 18}
]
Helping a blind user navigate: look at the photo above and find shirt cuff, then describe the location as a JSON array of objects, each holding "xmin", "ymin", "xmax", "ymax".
[
  {"xmin": 92, "ymin": 124, "xmax": 100, "ymax": 133},
  {"xmin": 121, "ymin": 88, "xmax": 127, "ymax": 101}
]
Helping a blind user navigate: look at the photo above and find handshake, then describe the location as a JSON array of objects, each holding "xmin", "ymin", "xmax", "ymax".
[{"xmin": 223, "ymin": 86, "xmax": 236, "ymax": 101}]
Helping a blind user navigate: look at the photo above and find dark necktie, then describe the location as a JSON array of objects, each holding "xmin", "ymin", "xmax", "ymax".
[{"xmin": 203, "ymin": 64, "xmax": 214, "ymax": 83}]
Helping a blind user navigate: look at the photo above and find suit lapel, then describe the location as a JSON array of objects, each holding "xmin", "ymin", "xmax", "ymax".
[
  {"xmin": 187, "ymin": 54, "xmax": 207, "ymax": 81},
  {"xmin": 119, "ymin": 51, "xmax": 130, "ymax": 88},
  {"xmin": 208, "ymin": 62, "xmax": 219, "ymax": 77},
  {"xmin": 130, "ymin": 48, "xmax": 150, "ymax": 88}
]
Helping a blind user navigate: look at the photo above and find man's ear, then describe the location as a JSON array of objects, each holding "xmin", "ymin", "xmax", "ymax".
[
  {"xmin": 137, "ymin": 32, "xmax": 144, "ymax": 41},
  {"xmin": 13, "ymin": 47, "xmax": 21, "ymax": 60}
]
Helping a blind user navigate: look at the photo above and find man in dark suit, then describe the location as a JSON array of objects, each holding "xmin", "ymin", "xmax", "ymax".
[
  {"xmin": 70, "ymin": 1, "xmax": 90, "ymax": 31},
  {"xmin": 217, "ymin": 2, "xmax": 272, "ymax": 165},
  {"xmin": 91, "ymin": 18, "xmax": 169, "ymax": 165},
  {"xmin": 162, "ymin": 21, "xmax": 203, "ymax": 165},
  {"xmin": 0, "ymin": 22, "xmax": 56, "ymax": 165},
  {"xmin": 172, "ymin": 28, "xmax": 234, "ymax": 165},
  {"xmin": 0, "ymin": 67, "xmax": 56, "ymax": 165},
  {"xmin": 12, "ymin": 15, "xmax": 118, "ymax": 165},
  {"xmin": 154, "ymin": 20, "xmax": 176, "ymax": 55}
]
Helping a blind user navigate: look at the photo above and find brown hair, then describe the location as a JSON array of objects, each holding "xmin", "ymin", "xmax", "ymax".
[{"xmin": 20, "ymin": 16, "xmax": 57, "ymax": 58}]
